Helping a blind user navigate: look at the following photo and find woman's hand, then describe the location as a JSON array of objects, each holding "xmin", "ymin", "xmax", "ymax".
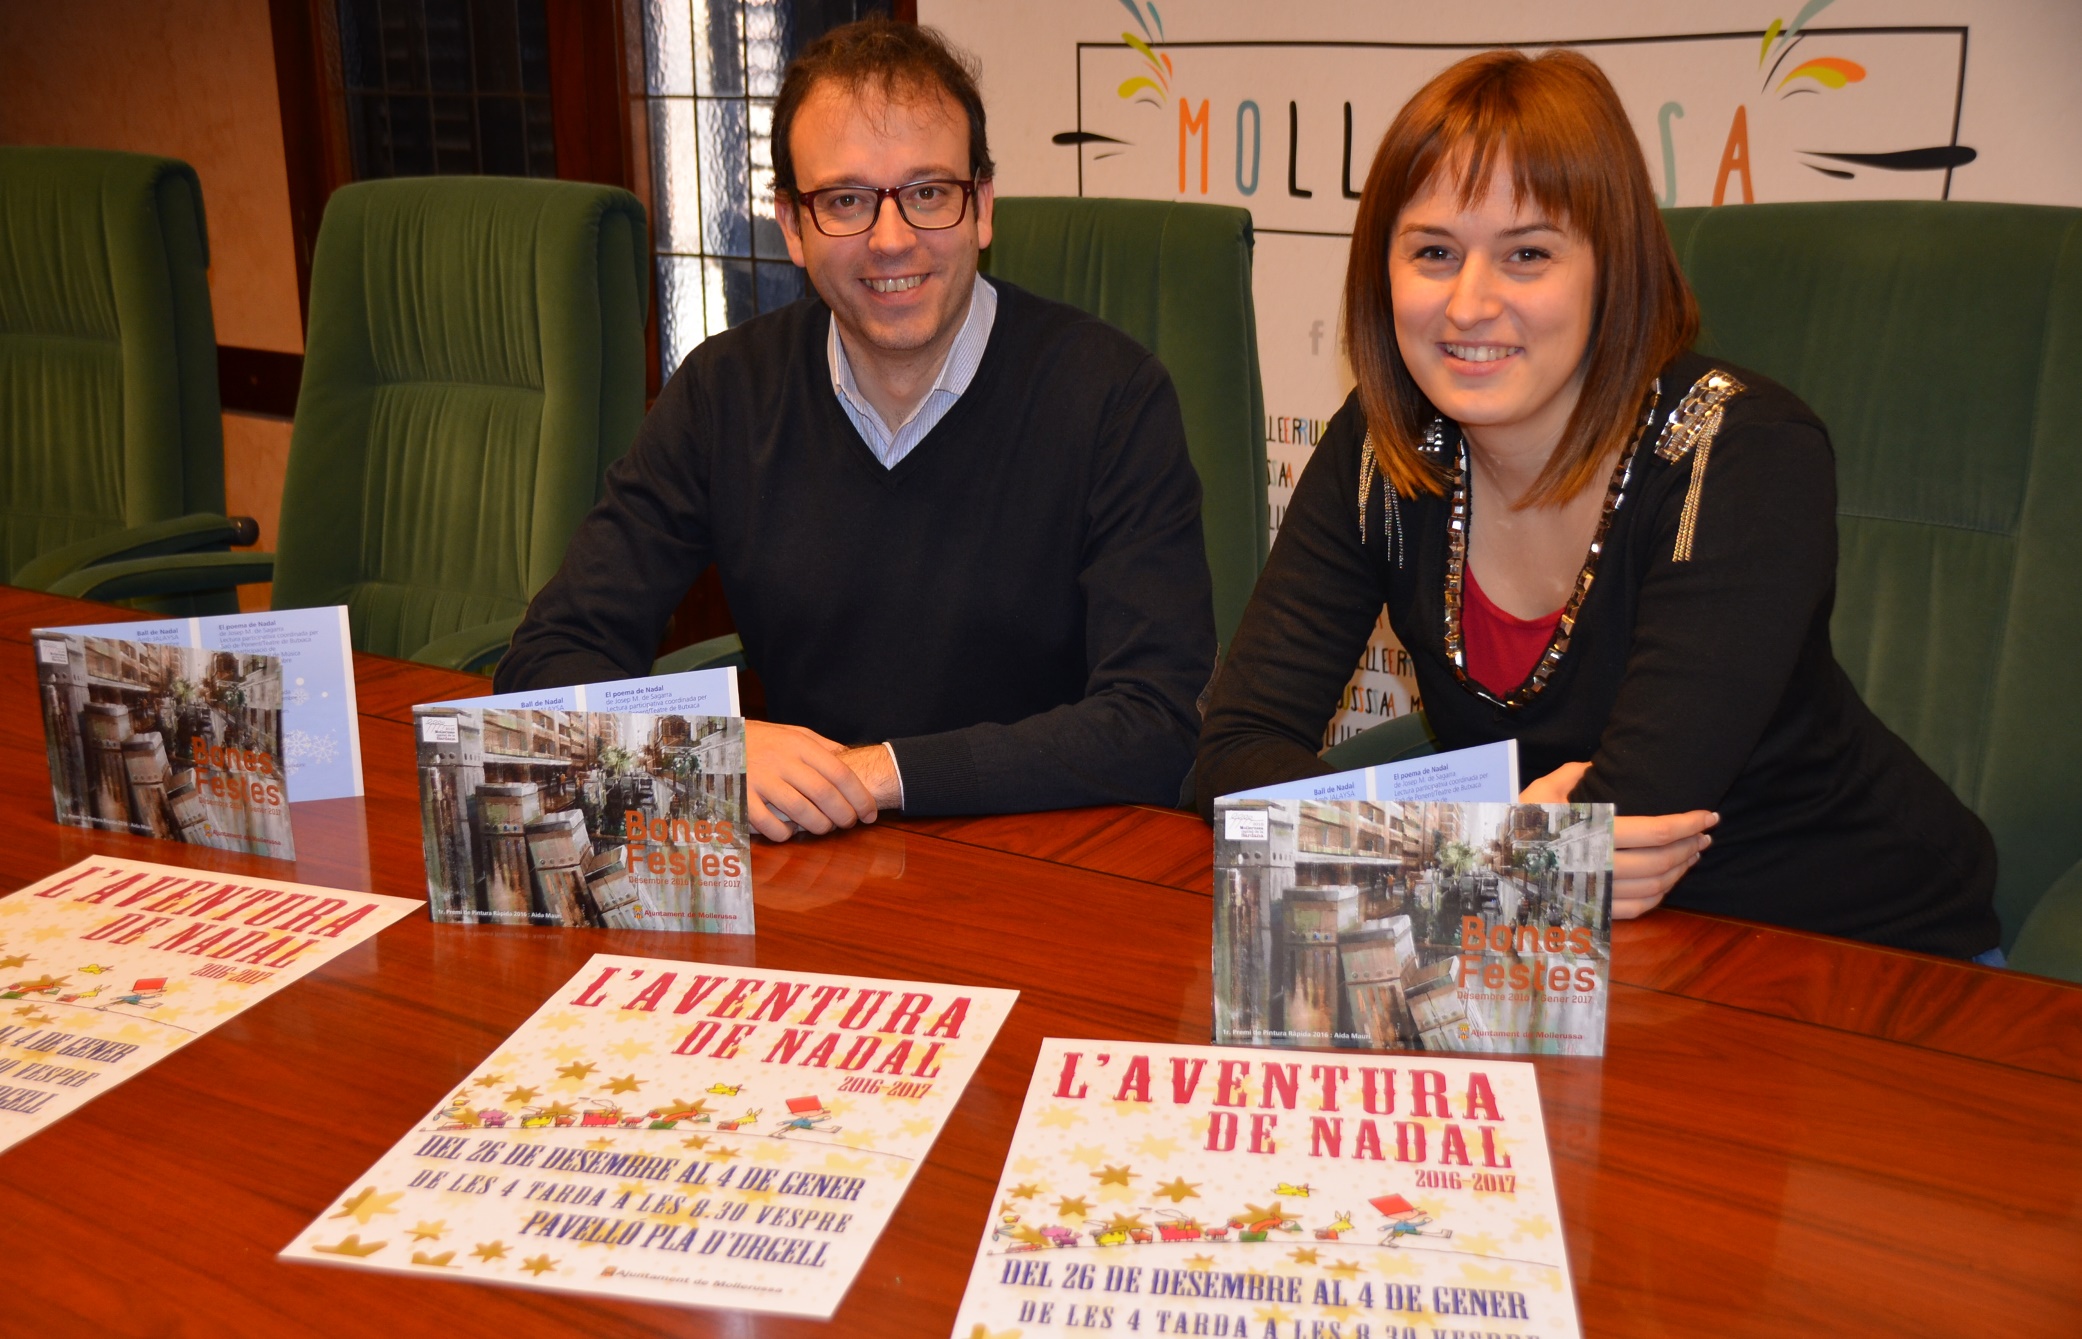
[{"xmin": 1519, "ymin": 761, "xmax": 1718, "ymax": 919}]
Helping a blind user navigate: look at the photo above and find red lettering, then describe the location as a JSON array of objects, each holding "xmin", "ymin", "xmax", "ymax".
[{"xmin": 571, "ymin": 966, "xmax": 619, "ymax": 1008}]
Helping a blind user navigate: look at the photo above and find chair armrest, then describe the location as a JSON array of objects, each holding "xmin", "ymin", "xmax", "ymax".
[
  {"xmin": 2006, "ymin": 856, "xmax": 2082, "ymax": 984},
  {"xmin": 45, "ymin": 550, "xmax": 276, "ymax": 602},
  {"xmin": 409, "ymin": 616, "xmax": 525, "ymax": 675},
  {"xmin": 651, "ymin": 633, "xmax": 746, "ymax": 675},
  {"xmin": 12, "ymin": 513, "xmax": 260, "ymax": 590},
  {"xmin": 1318, "ymin": 710, "xmax": 1439, "ymax": 771}
]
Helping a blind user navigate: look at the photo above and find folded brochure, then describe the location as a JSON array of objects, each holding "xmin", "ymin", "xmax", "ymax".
[
  {"xmin": 282, "ymin": 954, "xmax": 1016, "ymax": 1318},
  {"xmin": 414, "ymin": 668, "xmax": 749, "ymax": 932},
  {"xmin": 950, "ymin": 1038, "xmax": 1579, "ymax": 1338},
  {"xmin": 35, "ymin": 605, "xmax": 362, "ymax": 801},
  {"xmin": 0, "ymin": 857, "xmax": 416, "ymax": 1154},
  {"xmin": 35, "ymin": 633, "xmax": 298, "ymax": 858}
]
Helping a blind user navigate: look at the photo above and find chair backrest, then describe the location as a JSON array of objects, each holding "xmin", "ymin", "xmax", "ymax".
[
  {"xmin": 0, "ymin": 146, "xmax": 224, "ymax": 578},
  {"xmin": 273, "ymin": 176, "xmax": 648, "ymax": 659},
  {"xmin": 983, "ymin": 196, "xmax": 1268, "ymax": 648},
  {"xmin": 1663, "ymin": 201, "xmax": 2082, "ymax": 944}
]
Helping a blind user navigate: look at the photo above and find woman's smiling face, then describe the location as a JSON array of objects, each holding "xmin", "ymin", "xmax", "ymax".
[{"xmin": 1388, "ymin": 155, "xmax": 1598, "ymax": 457}]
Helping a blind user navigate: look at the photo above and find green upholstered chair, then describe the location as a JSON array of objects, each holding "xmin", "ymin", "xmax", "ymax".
[
  {"xmin": 1322, "ymin": 201, "xmax": 2082, "ymax": 979},
  {"xmin": 0, "ymin": 147, "xmax": 254, "ymax": 613},
  {"xmin": 55, "ymin": 176, "xmax": 649, "ymax": 670},
  {"xmin": 654, "ymin": 195, "xmax": 1268, "ymax": 676}
]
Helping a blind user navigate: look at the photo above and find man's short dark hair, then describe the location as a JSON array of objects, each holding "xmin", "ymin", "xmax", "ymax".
[{"xmin": 771, "ymin": 18, "xmax": 994, "ymax": 197}]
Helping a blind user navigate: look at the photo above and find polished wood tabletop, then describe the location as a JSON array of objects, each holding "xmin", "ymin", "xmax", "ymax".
[{"xmin": 1, "ymin": 586, "xmax": 2077, "ymax": 1337}]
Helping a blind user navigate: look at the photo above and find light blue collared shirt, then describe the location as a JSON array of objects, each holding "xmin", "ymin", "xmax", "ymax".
[{"xmin": 828, "ymin": 275, "xmax": 998, "ymax": 469}]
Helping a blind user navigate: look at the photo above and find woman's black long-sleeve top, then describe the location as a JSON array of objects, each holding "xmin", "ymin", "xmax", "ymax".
[{"xmin": 1195, "ymin": 351, "xmax": 1999, "ymax": 958}]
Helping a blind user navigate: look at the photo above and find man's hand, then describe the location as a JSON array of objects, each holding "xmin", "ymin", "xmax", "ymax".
[
  {"xmin": 745, "ymin": 720, "xmax": 879, "ymax": 842},
  {"xmin": 837, "ymin": 744, "xmax": 903, "ymax": 811},
  {"xmin": 1519, "ymin": 760, "xmax": 1718, "ymax": 919}
]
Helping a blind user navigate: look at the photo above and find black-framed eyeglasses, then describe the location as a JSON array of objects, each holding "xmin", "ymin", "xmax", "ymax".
[{"xmin": 793, "ymin": 179, "xmax": 977, "ymax": 237}]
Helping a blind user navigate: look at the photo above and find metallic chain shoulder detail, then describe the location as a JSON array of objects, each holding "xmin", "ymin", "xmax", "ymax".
[
  {"xmin": 1357, "ymin": 430, "xmax": 1405, "ymax": 568},
  {"xmin": 1654, "ymin": 368, "xmax": 1747, "ymax": 561}
]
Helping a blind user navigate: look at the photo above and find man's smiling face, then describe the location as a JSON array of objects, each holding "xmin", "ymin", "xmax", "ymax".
[{"xmin": 778, "ymin": 78, "xmax": 993, "ymax": 364}]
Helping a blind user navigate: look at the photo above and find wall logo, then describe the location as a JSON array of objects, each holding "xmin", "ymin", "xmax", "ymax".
[{"xmin": 1059, "ymin": 4, "xmax": 1976, "ymax": 217}]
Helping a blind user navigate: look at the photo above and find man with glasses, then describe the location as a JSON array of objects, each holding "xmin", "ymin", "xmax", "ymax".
[{"xmin": 499, "ymin": 19, "xmax": 1216, "ymax": 840}]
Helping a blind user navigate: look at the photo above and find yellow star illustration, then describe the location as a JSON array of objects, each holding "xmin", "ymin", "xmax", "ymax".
[
  {"xmin": 1459, "ymin": 1262, "xmax": 1520, "ymax": 1287},
  {"xmin": 557, "ymin": 1061, "xmax": 596, "ymax": 1080},
  {"xmin": 823, "ymin": 1153, "xmax": 873, "ymax": 1175},
  {"xmin": 585, "ymin": 1137, "xmax": 616, "ymax": 1152},
  {"xmin": 331, "ymin": 1187, "xmax": 404, "ymax": 1225},
  {"xmin": 1458, "ymin": 1231, "xmax": 1502, "ymax": 1256},
  {"xmin": 1324, "ymin": 1258, "xmax": 1364, "ymax": 1280},
  {"xmin": 602, "ymin": 1073, "xmax": 642, "ymax": 1095},
  {"xmin": 471, "ymin": 1241, "xmax": 509, "ymax": 1262},
  {"xmin": 546, "ymin": 1043, "xmax": 588, "ymax": 1061},
  {"xmin": 1253, "ymin": 1305, "xmax": 1295, "ymax": 1324},
  {"xmin": 1006, "ymin": 1183, "xmax": 1042, "ymax": 1199},
  {"xmin": 681, "ymin": 1135, "xmax": 710, "ymax": 1150},
  {"xmin": 1009, "ymin": 1225, "xmax": 1050, "ymax": 1248},
  {"xmin": 1288, "ymin": 1247, "xmax": 1319, "ymax": 1265},
  {"xmin": 966, "ymin": 1326, "xmax": 1021, "ymax": 1339},
  {"xmin": 604, "ymin": 1037, "xmax": 651, "ymax": 1061},
  {"xmin": 505, "ymin": 1086, "xmax": 540, "ymax": 1105},
  {"xmin": 1011, "ymin": 1156, "xmax": 1045, "ymax": 1176},
  {"xmin": 1513, "ymin": 1214, "xmax": 1556, "ymax": 1240},
  {"xmin": 12, "ymin": 1008, "xmax": 51, "ymax": 1024},
  {"xmin": 538, "ymin": 1101, "xmax": 576, "ymax": 1120},
  {"xmin": 8, "ymin": 974, "xmax": 66, "ymax": 993},
  {"xmin": 407, "ymin": 1220, "xmax": 447, "ymax": 1242},
  {"xmin": 78, "ymin": 964, "xmax": 109, "ymax": 974},
  {"xmin": 0, "ymin": 954, "xmax": 29, "ymax": 970},
  {"xmin": 537, "ymin": 1012, "xmax": 585, "ymax": 1033},
  {"xmin": 1107, "ymin": 1098, "xmax": 1151, "ymax": 1115},
  {"xmin": 409, "ymin": 1250, "xmax": 456, "ymax": 1267},
  {"xmin": 897, "ymin": 1116, "xmax": 936, "ymax": 1138},
  {"xmin": 471, "ymin": 1073, "xmax": 505, "ymax": 1089},
  {"xmin": 520, "ymin": 1254, "xmax": 557, "ymax": 1277},
  {"xmin": 1152, "ymin": 1177, "xmax": 1200, "ymax": 1203},
  {"xmin": 1105, "ymin": 1213, "xmax": 1147, "ymax": 1235},
  {"xmin": 1130, "ymin": 1134, "xmax": 1183, "ymax": 1160},
  {"xmin": 1065, "ymin": 1144, "xmax": 1110, "ymax": 1169},
  {"xmin": 1184, "ymin": 1253, "xmax": 1216, "ymax": 1271},
  {"xmin": 311, "ymin": 1234, "xmax": 386, "ymax": 1258},
  {"xmin": 1093, "ymin": 1164, "xmax": 1135, "ymax": 1186},
  {"xmin": 1320, "ymin": 1301, "xmax": 1359, "ymax": 1321},
  {"xmin": 1054, "ymin": 1196, "xmax": 1092, "ymax": 1220},
  {"xmin": 1034, "ymin": 1104, "xmax": 1085, "ymax": 1129},
  {"xmin": 617, "ymin": 1181, "xmax": 650, "ymax": 1199},
  {"xmin": 705, "ymin": 1146, "xmax": 741, "ymax": 1162}
]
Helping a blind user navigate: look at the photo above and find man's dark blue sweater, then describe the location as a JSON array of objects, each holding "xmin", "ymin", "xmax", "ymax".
[{"xmin": 497, "ymin": 280, "xmax": 1216, "ymax": 816}]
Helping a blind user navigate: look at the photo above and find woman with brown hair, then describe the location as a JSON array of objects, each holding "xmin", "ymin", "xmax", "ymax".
[{"xmin": 1194, "ymin": 49, "xmax": 1998, "ymax": 957}]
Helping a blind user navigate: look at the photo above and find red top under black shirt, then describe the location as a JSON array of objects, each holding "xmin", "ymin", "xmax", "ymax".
[{"xmin": 1464, "ymin": 568, "xmax": 1563, "ymax": 697}]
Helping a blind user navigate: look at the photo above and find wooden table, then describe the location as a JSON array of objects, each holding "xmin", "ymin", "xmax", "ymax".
[{"xmin": 1, "ymin": 586, "xmax": 2077, "ymax": 1337}]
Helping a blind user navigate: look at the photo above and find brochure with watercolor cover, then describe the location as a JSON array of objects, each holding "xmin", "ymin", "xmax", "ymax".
[
  {"xmin": 281, "ymin": 954, "xmax": 1017, "ymax": 1318},
  {"xmin": 36, "ymin": 605, "xmax": 362, "ymax": 801},
  {"xmin": 950, "ymin": 1038, "xmax": 1579, "ymax": 1339},
  {"xmin": 414, "ymin": 669, "xmax": 746, "ymax": 932},
  {"xmin": 0, "ymin": 857, "xmax": 417, "ymax": 1154},
  {"xmin": 34, "ymin": 633, "xmax": 296, "ymax": 859},
  {"xmin": 1223, "ymin": 738, "xmax": 1519, "ymax": 806},
  {"xmin": 1212, "ymin": 799, "xmax": 1612, "ymax": 1056}
]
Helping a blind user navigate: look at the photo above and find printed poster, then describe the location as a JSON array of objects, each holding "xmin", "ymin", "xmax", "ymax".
[
  {"xmin": 35, "ymin": 633, "xmax": 296, "ymax": 859},
  {"xmin": 0, "ymin": 857, "xmax": 417, "ymax": 1153},
  {"xmin": 282, "ymin": 955, "xmax": 1016, "ymax": 1317},
  {"xmin": 951, "ymin": 1039, "xmax": 1579, "ymax": 1339},
  {"xmin": 1213, "ymin": 800, "xmax": 1612, "ymax": 1056}
]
